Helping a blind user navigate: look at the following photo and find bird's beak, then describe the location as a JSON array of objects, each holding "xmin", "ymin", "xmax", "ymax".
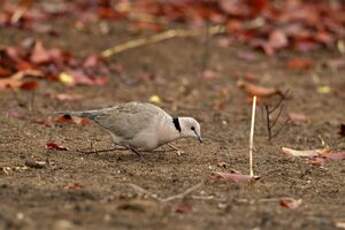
[{"xmin": 193, "ymin": 130, "xmax": 202, "ymax": 143}]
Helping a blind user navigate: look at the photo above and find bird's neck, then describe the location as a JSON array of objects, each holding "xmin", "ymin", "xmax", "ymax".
[{"xmin": 157, "ymin": 116, "xmax": 181, "ymax": 145}]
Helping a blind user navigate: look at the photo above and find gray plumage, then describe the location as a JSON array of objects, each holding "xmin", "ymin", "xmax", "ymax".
[{"xmin": 57, "ymin": 102, "xmax": 202, "ymax": 154}]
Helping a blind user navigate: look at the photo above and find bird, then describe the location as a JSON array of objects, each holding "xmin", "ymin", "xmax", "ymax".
[{"xmin": 56, "ymin": 102, "xmax": 202, "ymax": 157}]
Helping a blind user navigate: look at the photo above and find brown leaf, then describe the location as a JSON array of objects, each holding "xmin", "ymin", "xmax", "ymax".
[
  {"xmin": 210, "ymin": 172, "xmax": 260, "ymax": 183},
  {"xmin": 201, "ymin": 70, "xmax": 218, "ymax": 80},
  {"xmin": 280, "ymin": 198, "xmax": 302, "ymax": 209},
  {"xmin": 46, "ymin": 142, "xmax": 68, "ymax": 151},
  {"xmin": 30, "ymin": 41, "xmax": 51, "ymax": 64},
  {"xmin": 267, "ymin": 29, "xmax": 288, "ymax": 50},
  {"xmin": 281, "ymin": 147, "xmax": 329, "ymax": 158},
  {"xmin": 20, "ymin": 80, "xmax": 39, "ymax": 90},
  {"xmin": 287, "ymin": 58, "xmax": 313, "ymax": 70},
  {"xmin": 324, "ymin": 152, "xmax": 345, "ymax": 161},
  {"xmin": 63, "ymin": 182, "xmax": 82, "ymax": 190},
  {"xmin": 288, "ymin": 112, "xmax": 309, "ymax": 124},
  {"xmin": 53, "ymin": 93, "xmax": 83, "ymax": 101},
  {"xmin": 55, "ymin": 114, "xmax": 90, "ymax": 126},
  {"xmin": 237, "ymin": 80, "xmax": 280, "ymax": 97},
  {"xmin": 174, "ymin": 202, "xmax": 192, "ymax": 214},
  {"xmin": 0, "ymin": 66, "xmax": 12, "ymax": 78},
  {"xmin": 25, "ymin": 159, "xmax": 46, "ymax": 169}
]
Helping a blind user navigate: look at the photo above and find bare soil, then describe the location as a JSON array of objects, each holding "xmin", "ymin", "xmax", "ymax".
[{"xmin": 1, "ymin": 18, "xmax": 345, "ymax": 230}]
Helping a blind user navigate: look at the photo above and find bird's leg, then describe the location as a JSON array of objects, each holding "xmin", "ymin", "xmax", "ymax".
[
  {"xmin": 168, "ymin": 144, "xmax": 184, "ymax": 156},
  {"xmin": 129, "ymin": 147, "xmax": 144, "ymax": 159}
]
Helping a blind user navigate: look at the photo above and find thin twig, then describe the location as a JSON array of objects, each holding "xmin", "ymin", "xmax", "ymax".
[
  {"xmin": 264, "ymin": 105, "xmax": 272, "ymax": 141},
  {"xmin": 200, "ymin": 21, "xmax": 211, "ymax": 73},
  {"xmin": 127, "ymin": 183, "xmax": 160, "ymax": 201},
  {"xmin": 127, "ymin": 181, "xmax": 204, "ymax": 203},
  {"xmin": 249, "ymin": 96, "xmax": 257, "ymax": 177},
  {"xmin": 76, "ymin": 147, "xmax": 127, "ymax": 154},
  {"xmin": 101, "ymin": 25, "xmax": 225, "ymax": 58},
  {"xmin": 161, "ymin": 181, "xmax": 204, "ymax": 202},
  {"xmin": 270, "ymin": 103, "xmax": 285, "ymax": 128}
]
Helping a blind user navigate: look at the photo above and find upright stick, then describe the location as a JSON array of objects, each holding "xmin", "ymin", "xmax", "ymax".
[{"xmin": 249, "ymin": 96, "xmax": 257, "ymax": 177}]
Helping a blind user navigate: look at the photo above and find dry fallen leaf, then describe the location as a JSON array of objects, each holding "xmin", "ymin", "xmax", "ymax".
[
  {"xmin": 46, "ymin": 142, "xmax": 68, "ymax": 151},
  {"xmin": 174, "ymin": 202, "xmax": 193, "ymax": 214},
  {"xmin": 55, "ymin": 114, "xmax": 90, "ymax": 126},
  {"xmin": 237, "ymin": 80, "xmax": 280, "ymax": 98},
  {"xmin": 281, "ymin": 147, "xmax": 329, "ymax": 158},
  {"xmin": 325, "ymin": 152, "xmax": 345, "ymax": 161},
  {"xmin": 280, "ymin": 198, "xmax": 302, "ymax": 209},
  {"xmin": 287, "ymin": 58, "xmax": 313, "ymax": 70},
  {"xmin": 210, "ymin": 171, "xmax": 260, "ymax": 183},
  {"xmin": 63, "ymin": 182, "xmax": 82, "ymax": 190},
  {"xmin": 336, "ymin": 222, "xmax": 345, "ymax": 229},
  {"xmin": 288, "ymin": 112, "xmax": 309, "ymax": 124}
]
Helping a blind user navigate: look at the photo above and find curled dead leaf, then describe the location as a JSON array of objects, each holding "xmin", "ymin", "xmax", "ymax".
[
  {"xmin": 287, "ymin": 58, "xmax": 313, "ymax": 70},
  {"xmin": 288, "ymin": 112, "xmax": 309, "ymax": 124},
  {"xmin": 280, "ymin": 198, "xmax": 302, "ymax": 209},
  {"xmin": 46, "ymin": 142, "xmax": 68, "ymax": 151},
  {"xmin": 174, "ymin": 202, "xmax": 193, "ymax": 214},
  {"xmin": 237, "ymin": 80, "xmax": 280, "ymax": 98},
  {"xmin": 210, "ymin": 171, "xmax": 260, "ymax": 183},
  {"xmin": 63, "ymin": 182, "xmax": 82, "ymax": 190},
  {"xmin": 281, "ymin": 147, "xmax": 329, "ymax": 158},
  {"xmin": 55, "ymin": 114, "xmax": 90, "ymax": 126}
]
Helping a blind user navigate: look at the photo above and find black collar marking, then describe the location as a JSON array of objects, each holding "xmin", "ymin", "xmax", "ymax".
[{"xmin": 173, "ymin": 117, "xmax": 181, "ymax": 132}]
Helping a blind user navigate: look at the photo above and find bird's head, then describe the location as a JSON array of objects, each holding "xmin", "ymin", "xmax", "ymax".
[{"xmin": 178, "ymin": 117, "xmax": 202, "ymax": 143}]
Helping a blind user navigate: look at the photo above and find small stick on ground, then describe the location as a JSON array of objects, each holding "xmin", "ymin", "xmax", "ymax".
[
  {"xmin": 127, "ymin": 183, "xmax": 160, "ymax": 201},
  {"xmin": 249, "ymin": 96, "xmax": 257, "ymax": 177},
  {"xmin": 127, "ymin": 181, "xmax": 204, "ymax": 203},
  {"xmin": 76, "ymin": 146, "xmax": 127, "ymax": 155},
  {"xmin": 101, "ymin": 25, "xmax": 225, "ymax": 58},
  {"xmin": 161, "ymin": 181, "xmax": 204, "ymax": 202}
]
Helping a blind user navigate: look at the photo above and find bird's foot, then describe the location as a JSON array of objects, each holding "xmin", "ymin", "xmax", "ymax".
[{"xmin": 129, "ymin": 147, "xmax": 144, "ymax": 160}]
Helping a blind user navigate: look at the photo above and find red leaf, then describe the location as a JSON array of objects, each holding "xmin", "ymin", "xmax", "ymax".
[
  {"xmin": 63, "ymin": 182, "xmax": 82, "ymax": 190},
  {"xmin": 237, "ymin": 80, "xmax": 280, "ymax": 98},
  {"xmin": 46, "ymin": 142, "xmax": 68, "ymax": 151},
  {"xmin": 20, "ymin": 80, "xmax": 39, "ymax": 90},
  {"xmin": 55, "ymin": 114, "xmax": 90, "ymax": 126},
  {"xmin": 249, "ymin": 0, "xmax": 268, "ymax": 15},
  {"xmin": 280, "ymin": 198, "xmax": 302, "ymax": 209},
  {"xmin": 287, "ymin": 58, "xmax": 313, "ymax": 70},
  {"xmin": 174, "ymin": 202, "xmax": 192, "ymax": 214},
  {"xmin": 30, "ymin": 41, "xmax": 51, "ymax": 64},
  {"xmin": 324, "ymin": 152, "xmax": 345, "ymax": 161},
  {"xmin": 83, "ymin": 54, "xmax": 101, "ymax": 68},
  {"xmin": 210, "ymin": 172, "xmax": 260, "ymax": 183},
  {"xmin": 268, "ymin": 30, "xmax": 288, "ymax": 50},
  {"xmin": 0, "ymin": 66, "xmax": 12, "ymax": 78},
  {"xmin": 288, "ymin": 112, "xmax": 309, "ymax": 124}
]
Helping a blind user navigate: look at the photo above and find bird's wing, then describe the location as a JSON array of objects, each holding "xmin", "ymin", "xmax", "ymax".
[{"xmin": 92, "ymin": 102, "xmax": 166, "ymax": 140}]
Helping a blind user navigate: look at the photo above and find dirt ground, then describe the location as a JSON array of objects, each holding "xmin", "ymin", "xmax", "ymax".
[{"xmin": 1, "ymin": 17, "xmax": 345, "ymax": 230}]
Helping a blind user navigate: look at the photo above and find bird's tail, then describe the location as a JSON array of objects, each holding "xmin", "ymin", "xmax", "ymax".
[{"xmin": 53, "ymin": 109, "xmax": 101, "ymax": 120}]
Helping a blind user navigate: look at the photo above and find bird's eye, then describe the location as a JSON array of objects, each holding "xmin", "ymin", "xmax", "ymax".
[{"xmin": 191, "ymin": 126, "xmax": 195, "ymax": 131}]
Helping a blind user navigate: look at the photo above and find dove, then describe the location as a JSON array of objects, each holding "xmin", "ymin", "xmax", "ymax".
[{"xmin": 56, "ymin": 102, "xmax": 202, "ymax": 157}]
